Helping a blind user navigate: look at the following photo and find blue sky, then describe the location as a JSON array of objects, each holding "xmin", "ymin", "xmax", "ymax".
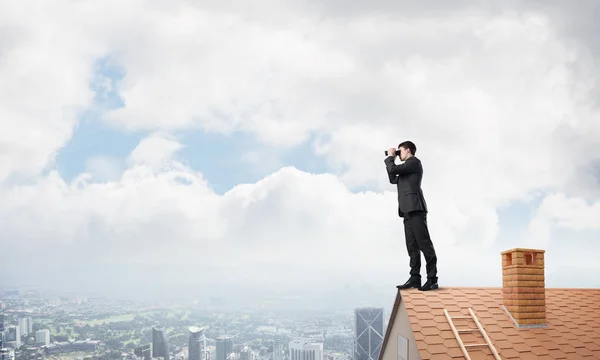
[
  {"xmin": 55, "ymin": 120, "xmax": 333, "ymax": 194},
  {"xmin": 55, "ymin": 59, "xmax": 331, "ymax": 193}
]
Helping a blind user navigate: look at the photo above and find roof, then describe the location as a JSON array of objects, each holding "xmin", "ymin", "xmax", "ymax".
[
  {"xmin": 379, "ymin": 287, "xmax": 600, "ymax": 360},
  {"xmin": 189, "ymin": 326, "xmax": 205, "ymax": 333}
]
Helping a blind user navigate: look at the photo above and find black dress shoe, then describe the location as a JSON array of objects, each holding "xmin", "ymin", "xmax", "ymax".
[
  {"xmin": 396, "ymin": 278, "xmax": 421, "ymax": 289},
  {"xmin": 418, "ymin": 280, "xmax": 439, "ymax": 291}
]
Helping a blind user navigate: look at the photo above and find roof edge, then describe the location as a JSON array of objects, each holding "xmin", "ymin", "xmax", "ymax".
[{"xmin": 377, "ymin": 289, "xmax": 402, "ymax": 360}]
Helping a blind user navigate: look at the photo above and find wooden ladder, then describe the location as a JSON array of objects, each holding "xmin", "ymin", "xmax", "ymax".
[{"xmin": 443, "ymin": 308, "xmax": 501, "ymax": 360}]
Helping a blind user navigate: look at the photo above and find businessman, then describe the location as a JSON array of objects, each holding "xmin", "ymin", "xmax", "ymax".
[{"xmin": 385, "ymin": 141, "xmax": 438, "ymax": 291}]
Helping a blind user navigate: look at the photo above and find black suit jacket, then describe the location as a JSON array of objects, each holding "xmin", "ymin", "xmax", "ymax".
[{"xmin": 384, "ymin": 156, "xmax": 428, "ymax": 217}]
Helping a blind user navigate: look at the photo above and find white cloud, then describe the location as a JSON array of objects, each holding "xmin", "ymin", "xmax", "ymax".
[
  {"xmin": 90, "ymin": 3, "xmax": 600, "ymax": 232},
  {"xmin": 2, "ymin": 145, "xmax": 599, "ymax": 298},
  {"xmin": 128, "ymin": 132, "xmax": 183, "ymax": 167},
  {"xmin": 0, "ymin": 149, "xmax": 509, "ymax": 293},
  {"xmin": 524, "ymin": 193, "xmax": 600, "ymax": 247},
  {"xmin": 1, "ymin": 1, "xmax": 600, "ymax": 300},
  {"xmin": 84, "ymin": 155, "xmax": 124, "ymax": 181},
  {"xmin": 0, "ymin": 1, "xmax": 108, "ymax": 182}
]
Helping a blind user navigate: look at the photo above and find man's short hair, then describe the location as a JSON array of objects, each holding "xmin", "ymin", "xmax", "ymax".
[{"xmin": 398, "ymin": 141, "xmax": 416, "ymax": 155}]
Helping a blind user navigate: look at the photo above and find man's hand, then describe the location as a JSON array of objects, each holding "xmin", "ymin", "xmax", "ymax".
[{"xmin": 388, "ymin": 148, "xmax": 396, "ymax": 157}]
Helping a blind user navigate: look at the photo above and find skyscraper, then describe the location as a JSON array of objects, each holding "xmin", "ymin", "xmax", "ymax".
[
  {"xmin": 152, "ymin": 326, "xmax": 170, "ymax": 360},
  {"xmin": 7, "ymin": 327, "xmax": 20, "ymax": 348},
  {"xmin": 354, "ymin": 308, "xmax": 384, "ymax": 360},
  {"xmin": 188, "ymin": 327, "xmax": 205, "ymax": 360},
  {"xmin": 0, "ymin": 314, "xmax": 5, "ymax": 348},
  {"xmin": 272, "ymin": 342, "xmax": 283, "ymax": 360},
  {"xmin": 35, "ymin": 330, "xmax": 50, "ymax": 346},
  {"xmin": 215, "ymin": 336, "xmax": 233, "ymax": 360},
  {"xmin": 289, "ymin": 339, "xmax": 323, "ymax": 360},
  {"xmin": 19, "ymin": 319, "xmax": 27, "ymax": 336}
]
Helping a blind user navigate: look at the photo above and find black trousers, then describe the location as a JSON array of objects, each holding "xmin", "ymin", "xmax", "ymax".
[{"xmin": 403, "ymin": 211, "xmax": 438, "ymax": 282}]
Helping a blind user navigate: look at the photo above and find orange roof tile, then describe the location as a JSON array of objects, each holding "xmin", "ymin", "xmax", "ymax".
[{"xmin": 379, "ymin": 287, "xmax": 600, "ymax": 360}]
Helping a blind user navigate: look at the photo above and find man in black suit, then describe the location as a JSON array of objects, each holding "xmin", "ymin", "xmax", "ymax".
[{"xmin": 385, "ymin": 141, "xmax": 438, "ymax": 291}]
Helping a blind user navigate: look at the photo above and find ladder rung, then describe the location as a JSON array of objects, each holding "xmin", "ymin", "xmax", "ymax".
[
  {"xmin": 457, "ymin": 328, "xmax": 479, "ymax": 333},
  {"xmin": 444, "ymin": 308, "xmax": 502, "ymax": 360}
]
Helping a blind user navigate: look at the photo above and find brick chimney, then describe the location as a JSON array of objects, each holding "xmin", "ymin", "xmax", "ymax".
[{"xmin": 501, "ymin": 248, "xmax": 546, "ymax": 327}]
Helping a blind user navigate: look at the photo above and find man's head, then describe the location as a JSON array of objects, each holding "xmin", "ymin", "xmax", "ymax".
[{"xmin": 397, "ymin": 141, "xmax": 416, "ymax": 161}]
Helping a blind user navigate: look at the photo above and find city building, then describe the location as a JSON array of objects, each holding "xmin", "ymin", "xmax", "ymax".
[
  {"xmin": 289, "ymin": 339, "xmax": 323, "ymax": 360},
  {"xmin": 205, "ymin": 347, "xmax": 214, "ymax": 360},
  {"xmin": 152, "ymin": 326, "xmax": 170, "ymax": 360},
  {"xmin": 272, "ymin": 342, "xmax": 283, "ymax": 360},
  {"xmin": 378, "ymin": 247, "xmax": 600, "ymax": 360},
  {"xmin": 239, "ymin": 346, "xmax": 253, "ymax": 360},
  {"xmin": 0, "ymin": 348, "xmax": 13, "ymax": 360},
  {"xmin": 18, "ymin": 319, "xmax": 27, "ymax": 337},
  {"xmin": 134, "ymin": 344, "xmax": 152, "ymax": 360},
  {"xmin": 188, "ymin": 327, "xmax": 206, "ymax": 360},
  {"xmin": 0, "ymin": 314, "xmax": 5, "ymax": 349},
  {"xmin": 35, "ymin": 330, "xmax": 50, "ymax": 346},
  {"xmin": 215, "ymin": 336, "xmax": 233, "ymax": 360},
  {"xmin": 45, "ymin": 340, "xmax": 99, "ymax": 354},
  {"xmin": 354, "ymin": 308, "xmax": 384, "ymax": 360},
  {"xmin": 6, "ymin": 327, "xmax": 20, "ymax": 348}
]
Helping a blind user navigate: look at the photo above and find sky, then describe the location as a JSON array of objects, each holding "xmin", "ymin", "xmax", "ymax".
[{"xmin": 1, "ymin": 0, "xmax": 600, "ymax": 310}]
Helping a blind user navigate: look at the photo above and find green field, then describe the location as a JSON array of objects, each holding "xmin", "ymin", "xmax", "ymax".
[
  {"xmin": 72, "ymin": 310, "xmax": 161, "ymax": 325},
  {"xmin": 124, "ymin": 338, "xmax": 141, "ymax": 346},
  {"xmin": 60, "ymin": 309, "xmax": 191, "ymax": 327},
  {"xmin": 50, "ymin": 326, "xmax": 72, "ymax": 336},
  {"xmin": 73, "ymin": 314, "xmax": 136, "ymax": 325}
]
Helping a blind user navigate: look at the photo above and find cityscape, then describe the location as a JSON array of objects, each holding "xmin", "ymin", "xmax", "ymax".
[{"xmin": 0, "ymin": 289, "xmax": 386, "ymax": 360}]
